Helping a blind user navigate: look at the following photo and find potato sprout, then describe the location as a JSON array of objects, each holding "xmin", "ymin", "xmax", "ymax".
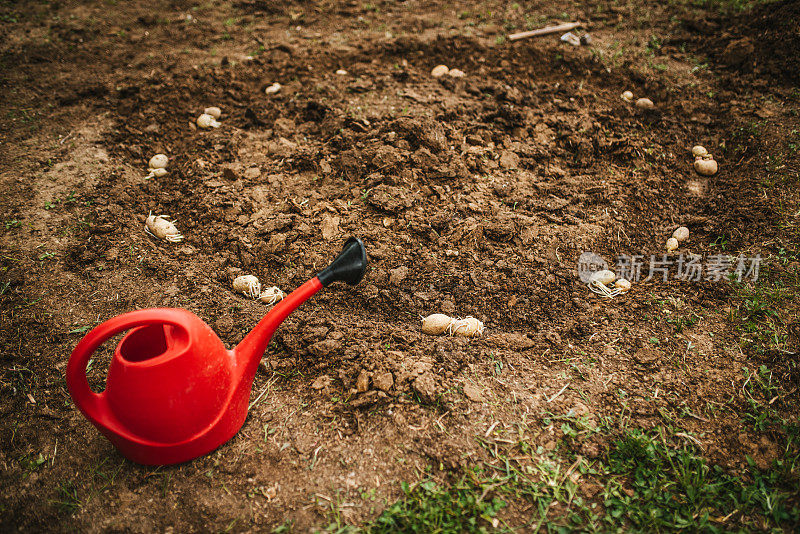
[
  {"xmin": 590, "ymin": 270, "xmax": 616, "ymax": 285},
  {"xmin": 145, "ymin": 154, "xmax": 169, "ymax": 179},
  {"xmin": 145, "ymin": 212, "xmax": 183, "ymax": 242},
  {"xmin": 694, "ymin": 155, "xmax": 718, "ymax": 176},
  {"xmin": 203, "ymin": 107, "xmax": 222, "ymax": 119},
  {"xmin": 259, "ymin": 286, "xmax": 286, "ymax": 305},
  {"xmin": 449, "ymin": 317, "xmax": 484, "ymax": 337},
  {"xmin": 149, "ymin": 154, "xmax": 168, "ymax": 169},
  {"xmin": 666, "ymin": 237, "xmax": 679, "ymax": 252},
  {"xmin": 431, "ymin": 65, "xmax": 449, "ymax": 77},
  {"xmin": 672, "ymin": 226, "xmax": 690, "ymax": 242},
  {"xmin": 421, "ymin": 313, "xmax": 455, "ymax": 335},
  {"xmin": 614, "ymin": 278, "xmax": 632, "ymax": 292},
  {"xmin": 233, "ymin": 275, "xmax": 261, "ymax": 299},
  {"xmin": 691, "ymin": 145, "xmax": 708, "ymax": 157},
  {"xmin": 420, "ymin": 313, "xmax": 484, "ymax": 337},
  {"xmin": 196, "ymin": 113, "xmax": 221, "ymax": 129}
]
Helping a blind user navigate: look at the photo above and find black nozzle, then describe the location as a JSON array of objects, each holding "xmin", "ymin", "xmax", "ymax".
[{"xmin": 317, "ymin": 237, "xmax": 368, "ymax": 287}]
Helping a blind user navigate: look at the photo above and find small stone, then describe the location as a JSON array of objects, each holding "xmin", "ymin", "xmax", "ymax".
[
  {"xmin": 311, "ymin": 375, "xmax": 333, "ymax": 390},
  {"xmin": 413, "ymin": 373, "xmax": 437, "ymax": 402},
  {"xmin": 243, "ymin": 167, "xmax": 261, "ymax": 179},
  {"xmin": 448, "ymin": 68, "xmax": 465, "ymax": 78},
  {"xmin": 307, "ymin": 339, "xmax": 342, "ymax": 357},
  {"xmin": 545, "ymin": 331, "xmax": 562, "ymax": 346},
  {"xmin": 389, "ymin": 265, "xmax": 409, "ymax": 285},
  {"xmin": 440, "ymin": 300, "xmax": 455, "ymax": 314},
  {"xmin": 621, "ymin": 90, "xmax": 634, "ymax": 102},
  {"xmin": 498, "ymin": 150, "xmax": 520, "ymax": 169},
  {"xmin": 356, "ymin": 370, "xmax": 370, "ymax": 393},
  {"xmin": 560, "ymin": 32, "xmax": 580, "ymax": 46},
  {"xmin": 373, "ymin": 372, "xmax": 394, "ymax": 392},
  {"xmin": 335, "ymin": 69, "xmax": 348, "ymax": 75},
  {"xmin": 721, "ymin": 38, "xmax": 754, "ymax": 67},
  {"xmin": 215, "ymin": 316, "xmax": 235, "ymax": 334},
  {"xmin": 572, "ymin": 401, "xmax": 590, "ymax": 416},
  {"xmin": 579, "ymin": 33, "xmax": 593, "ymax": 46},
  {"xmin": 265, "ymin": 82, "xmax": 281, "ymax": 94},
  {"xmin": 431, "ymin": 65, "xmax": 449, "ymax": 77},
  {"xmin": 463, "ymin": 382, "xmax": 483, "ymax": 402},
  {"xmin": 320, "ymin": 213, "xmax": 340, "ymax": 240},
  {"xmin": 633, "ymin": 347, "xmax": 660, "ymax": 366},
  {"xmin": 580, "ymin": 441, "xmax": 600, "ymax": 458}
]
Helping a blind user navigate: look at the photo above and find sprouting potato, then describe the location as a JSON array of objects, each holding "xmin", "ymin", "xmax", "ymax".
[
  {"xmin": 672, "ymin": 226, "xmax": 690, "ymax": 242},
  {"xmin": 621, "ymin": 90, "xmax": 634, "ymax": 101},
  {"xmin": 265, "ymin": 82, "xmax": 281, "ymax": 94},
  {"xmin": 635, "ymin": 97, "xmax": 655, "ymax": 110},
  {"xmin": 259, "ymin": 286, "xmax": 286, "ymax": 305},
  {"xmin": 694, "ymin": 156, "xmax": 718, "ymax": 176},
  {"xmin": 666, "ymin": 237, "xmax": 679, "ymax": 252},
  {"xmin": 197, "ymin": 113, "xmax": 221, "ymax": 129},
  {"xmin": 691, "ymin": 145, "xmax": 708, "ymax": 157},
  {"xmin": 233, "ymin": 275, "xmax": 261, "ymax": 299},
  {"xmin": 421, "ymin": 313, "xmax": 455, "ymax": 335},
  {"xmin": 449, "ymin": 316, "xmax": 484, "ymax": 337},
  {"xmin": 145, "ymin": 167, "xmax": 168, "ymax": 179},
  {"xmin": 203, "ymin": 107, "xmax": 222, "ymax": 119},
  {"xmin": 145, "ymin": 212, "xmax": 183, "ymax": 242},
  {"xmin": 149, "ymin": 154, "xmax": 169, "ymax": 169},
  {"xmin": 590, "ymin": 270, "xmax": 616, "ymax": 285},
  {"xmin": 145, "ymin": 154, "xmax": 169, "ymax": 179},
  {"xmin": 431, "ymin": 65, "xmax": 449, "ymax": 77},
  {"xmin": 614, "ymin": 278, "xmax": 632, "ymax": 292}
]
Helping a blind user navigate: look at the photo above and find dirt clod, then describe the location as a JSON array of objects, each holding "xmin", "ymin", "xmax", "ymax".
[
  {"xmin": 356, "ymin": 370, "xmax": 371, "ymax": 393},
  {"xmin": 373, "ymin": 372, "xmax": 394, "ymax": 393},
  {"xmin": 463, "ymin": 382, "xmax": 484, "ymax": 402}
]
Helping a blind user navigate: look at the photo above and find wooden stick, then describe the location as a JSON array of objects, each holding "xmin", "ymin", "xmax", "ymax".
[{"xmin": 508, "ymin": 21, "xmax": 582, "ymax": 41}]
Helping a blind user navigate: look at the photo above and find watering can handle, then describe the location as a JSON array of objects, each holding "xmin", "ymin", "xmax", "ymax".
[{"xmin": 66, "ymin": 309, "xmax": 188, "ymax": 427}]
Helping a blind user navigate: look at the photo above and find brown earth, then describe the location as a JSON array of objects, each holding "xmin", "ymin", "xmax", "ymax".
[{"xmin": 1, "ymin": 0, "xmax": 799, "ymax": 531}]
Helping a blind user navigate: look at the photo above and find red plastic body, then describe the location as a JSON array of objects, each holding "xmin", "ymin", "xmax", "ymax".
[{"xmin": 67, "ymin": 277, "xmax": 322, "ymax": 465}]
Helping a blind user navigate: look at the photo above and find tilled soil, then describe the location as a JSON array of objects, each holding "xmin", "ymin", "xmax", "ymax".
[{"xmin": 1, "ymin": 0, "xmax": 799, "ymax": 531}]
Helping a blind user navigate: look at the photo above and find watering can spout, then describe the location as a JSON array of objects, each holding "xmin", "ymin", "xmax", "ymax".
[{"xmin": 234, "ymin": 237, "xmax": 368, "ymax": 371}]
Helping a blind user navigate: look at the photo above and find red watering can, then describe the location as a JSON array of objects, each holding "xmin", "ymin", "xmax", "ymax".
[{"xmin": 67, "ymin": 237, "xmax": 367, "ymax": 465}]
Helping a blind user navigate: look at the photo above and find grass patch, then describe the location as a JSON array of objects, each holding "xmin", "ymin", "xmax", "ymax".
[
  {"xmin": 369, "ymin": 478, "xmax": 505, "ymax": 533},
  {"xmin": 605, "ymin": 428, "xmax": 799, "ymax": 530},
  {"xmin": 357, "ymin": 416, "xmax": 799, "ymax": 532}
]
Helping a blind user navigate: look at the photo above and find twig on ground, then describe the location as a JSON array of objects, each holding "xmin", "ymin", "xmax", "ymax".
[
  {"xmin": 547, "ymin": 383, "xmax": 569, "ymax": 403},
  {"xmin": 508, "ymin": 22, "xmax": 582, "ymax": 41}
]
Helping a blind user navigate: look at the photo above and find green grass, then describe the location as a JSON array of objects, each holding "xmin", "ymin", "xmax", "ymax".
[
  {"xmin": 734, "ymin": 277, "xmax": 792, "ymax": 354},
  {"xmin": 369, "ymin": 478, "xmax": 505, "ymax": 533},
  {"xmin": 604, "ymin": 428, "xmax": 799, "ymax": 531},
  {"xmin": 353, "ymin": 414, "xmax": 799, "ymax": 533}
]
